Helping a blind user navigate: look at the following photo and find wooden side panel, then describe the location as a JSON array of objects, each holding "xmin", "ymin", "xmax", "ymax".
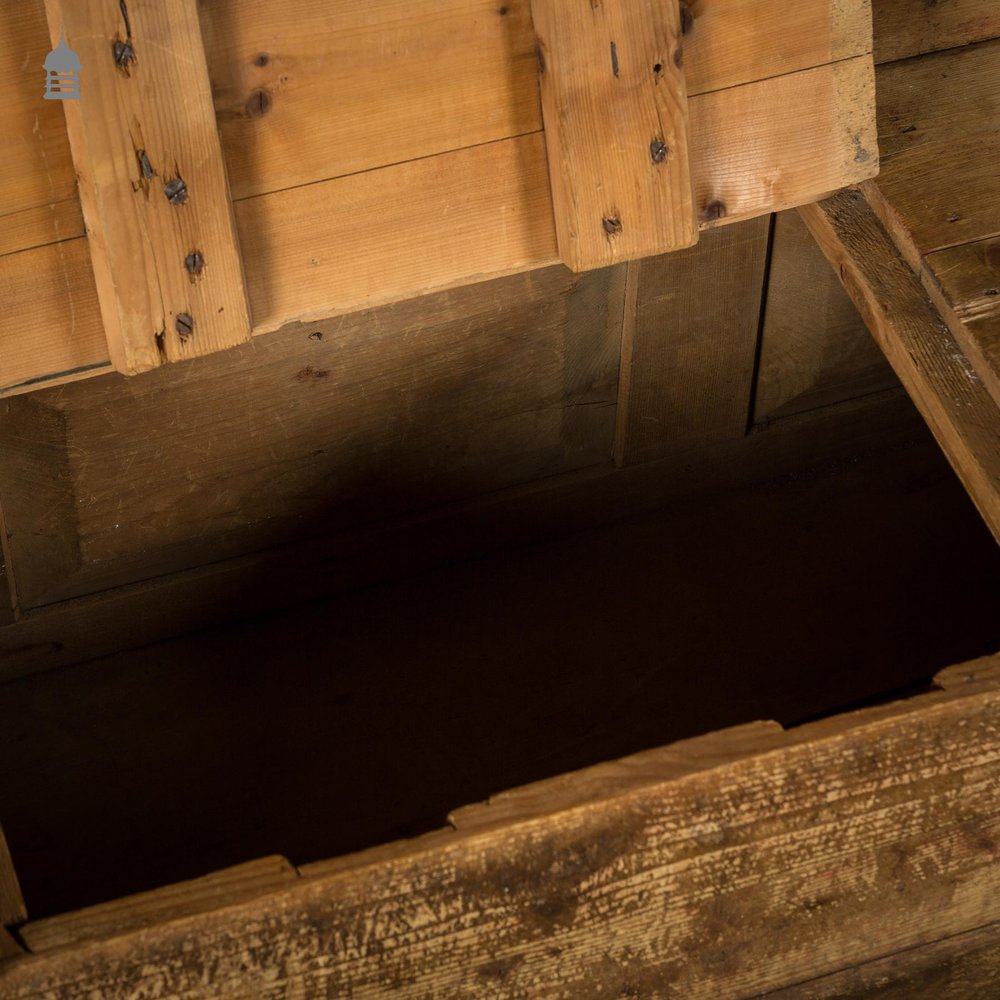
[
  {"xmin": 874, "ymin": 0, "xmax": 1000, "ymax": 64},
  {"xmin": 755, "ymin": 210, "xmax": 897, "ymax": 424},
  {"xmin": 615, "ymin": 217, "xmax": 770, "ymax": 466},
  {"xmin": 531, "ymin": 0, "xmax": 696, "ymax": 270},
  {"xmin": 44, "ymin": 0, "xmax": 251, "ymax": 374},
  {"xmin": 800, "ymin": 191, "xmax": 1000, "ymax": 542},
  {"xmin": 1, "ymin": 658, "xmax": 999, "ymax": 998},
  {"xmin": 0, "ymin": 264, "xmax": 623, "ymax": 607}
]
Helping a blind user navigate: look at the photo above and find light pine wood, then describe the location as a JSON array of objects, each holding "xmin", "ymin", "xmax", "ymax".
[
  {"xmin": 874, "ymin": 0, "xmax": 1000, "ymax": 64},
  {"xmin": 43, "ymin": 0, "xmax": 251, "ymax": 374},
  {"xmin": 531, "ymin": 0, "xmax": 696, "ymax": 270},
  {"xmin": 1, "ymin": 45, "xmax": 877, "ymax": 391},
  {"xmin": 755, "ymin": 210, "xmax": 896, "ymax": 424},
  {"xmin": 0, "ymin": 238, "xmax": 110, "ymax": 397},
  {"xmin": 615, "ymin": 217, "xmax": 770, "ymax": 466},
  {"xmin": 1, "ymin": 654, "xmax": 999, "ymax": 997},
  {"xmin": 800, "ymin": 190, "xmax": 1000, "ymax": 543},
  {"xmin": 21, "ymin": 857, "xmax": 299, "ymax": 953},
  {"xmin": 0, "ymin": 822, "xmax": 26, "ymax": 928}
]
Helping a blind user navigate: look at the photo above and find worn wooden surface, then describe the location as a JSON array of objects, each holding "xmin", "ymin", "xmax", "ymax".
[
  {"xmin": 1, "ymin": 0, "xmax": 876, "ymax": 391},
  {"xmin": 0, "ymin": 388, "xmax": 934, "ymax": 683},
  {"xmin": 44, "ymin": 0, "xmax": 251, "ymax": 373},
  {"xmin": 22, "ymin": 857, "xmax": 299, "ymax": 953},
  {"xmin": 800, "ymin": 190, "xmax": 1000, "ymax": 542},
  {"xmin": 616, "ymin": 217, "xmax": 770, "ymax": 465},
  {"xmin": 864, "ymin": 40, "xmax": 1000, "ymax": 407},
  {"xmin": 532, "ymin": 0, "xmax": 696, "ymax": 270},
  {"xmin": 0, "ymin": 264, "xmax": 623, "ymax": 608},
  {"xmin": 755, "ymin": 210, "xmax": 897, "ymax": 424},
  {"xmin": 2, "ymin": 655, "xmax": 998, "ymax": 998},
  {"xmin": 765, "ymin": 921, "xmax": 1000, "ymax": 998},
  {"xmin": 873, "ymin": 0, "xmax": 1000, "ymax": 63}
]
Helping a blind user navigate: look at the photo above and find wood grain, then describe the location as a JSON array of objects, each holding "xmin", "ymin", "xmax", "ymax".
[
  {"xmin": 1, "ymin": 655, "xmax": 998, "ymax": 998},
  {"xmin": 755, "ymin": 209, "xmax": 897, "ymax": 424},
  {"xmin": 44, "ymin": 0, "xmax": 251, "ymax": 373},
  {"xmin": 21, "ymin": 857, "xmax": 299, "ymax": 953},
  {"xmin": 0, "ymin": 239, "xmax": 109, "ymax": 397},
  {"xmin": 615, "ymin": 217, "xmax": 770, "ymax": 466},
  {"xmin": 874, "ymin": 0, "xmax": 1000, "ymax": 64},
  {"xmin": 0, "ymin": 263, "xmax": 623, "ymax": 608},
  {"xmin": 1, "ymin": 47, "xmax": 878, "ymax": 391},
  {"xmin": 0, "ymin": 388, "xmax": 926, "ymax": 682},
  {"xmin": 531, "ymin": 0, "xmax": 696, "ymax": 270},
  {"xmin": 765, "ymin": 921, "xmax": 1000, "ymax": 998},
  {"xmin": 800, "ymin": 190, "xmax": 1000, "ymax": 542}
]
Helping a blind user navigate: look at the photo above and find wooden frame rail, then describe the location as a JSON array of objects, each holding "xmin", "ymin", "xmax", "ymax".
[{"xmin": 1, "ymin": 653, "xmax": 998, "ymax": 997}]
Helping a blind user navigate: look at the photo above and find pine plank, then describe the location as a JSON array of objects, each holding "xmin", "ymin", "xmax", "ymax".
[
  {"xmin": 863, "ymin": 40, "xmax": 1000, "ymax": 408},
  {"xmin": 0, "ymin": 239, "xmax": 109, "ymax": 397},
  {"xmin": 1, "ymin": 657, "xmax": 999, "ymax": 997},
  {"xmin": 43, "ymin": 0, "xmax": 252, "ymax": 374},
  {"xmin": 755, "ymin": 210, "xmax": 897, "ymax": 424},
  {"xmin": 1, "ymin": 48, "xmax": 877, "ymax": 392},
  {"xmin": 531, "ymin": 0, "xmax": 696, "ymax": 270},
  {"xmin": 2, "ymin": 0, "xmax": 874, "ymax": 260},
  {"xmin": 865, "ymin": 41, "xmax": 1000, "ymax": 262},
  {"xmin": 874, "ymin": 0, "xmax": 1000, "ymax": 64},
  {"xmin": 21, "ymin": 857, "xmax": 299, "ymax": 953},
  {"xmin": 799, "ymin": 190, "xmax": 1000, "ymax": 542},
  {"xmin": 615, "ymin": 217, "xmax": 770, "ymax": 466}
]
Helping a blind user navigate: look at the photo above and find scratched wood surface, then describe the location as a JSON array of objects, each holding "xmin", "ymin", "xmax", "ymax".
[
  {"xmin": 43, "ymin": 0, "xmax": 252, "ymax": 374},
  {"xmin": 2, "ymin": 655, "xmax": 998, "ymax": 998},
  {"xmin": 800, "ymin": 190, "xmax": 1000, "ymax": 543},
  {"xmin": 615, "ymin": 217, "xmax": 770, "ymax": 465},
  {"xmin": 531, "ymin": 0, "xmax": 696, "ymax": 270},
  {"xmin": 0, "ymin": 264, "xmax": 624, "ymax": 608},
  {"xmin": 755, "ymin": 209, "xmax": 897, "ymax": 424},
  {"xmin": 863, "ymin": 40, "xmax": 1000, "ymax": 409},
  {"xmin": 766, "ymin": 921, "xmax": 1000, "ymax": 998},
  {"xmin": 0, "ymin": 0, "xmax": 875, "ymax": 390}
]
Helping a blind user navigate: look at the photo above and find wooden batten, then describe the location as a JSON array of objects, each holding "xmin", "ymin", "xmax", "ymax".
[
  {"xmin": 531, "ymin": 0, "xmax": 697, "ymax": 270},
  {"xmin": 42, "ymin": 0, "xmax": 251, "ymax": 375}
]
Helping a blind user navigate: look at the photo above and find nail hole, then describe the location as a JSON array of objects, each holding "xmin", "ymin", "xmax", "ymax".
[
  {"xmin": 253, "ymin": 52, "xmax": 270, "ymax": 67},
  {"xmin": 985, "ymin": 288, "xmax": 999, "ymax": 296},
  {"xmin": 308, "ymin": 331, "xmax": 324, "ymax": 341},
  {"xmin": 497, "ymin": 4, "xmax": 509, "ymax": 13},
  {"xmin": 702, "ymin": 200, "xmax": 727, "ymax": 222},
  {"xmin": 610, "ymin": 41, "xmax": 619, "ymax": 78},
  {"xmin": 652, "ymin": 62, "xmax": 663, "ymax": 75},
  {"xmin": 602, "ymin": 216, "xmax": 622, "ymax": 236},
  {"xmin": 246, "ymin": 89, "xmax": 272, "ymax": 118},
  {"xmin": 680, "ymin": 2, "xmax": 694, "ymax": 34}
]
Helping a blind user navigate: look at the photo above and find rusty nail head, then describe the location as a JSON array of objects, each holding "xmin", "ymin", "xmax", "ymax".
[
  {"xmin": 184, "ymin": 251, "xmax": 204, "ymax": 277},
  {"xmin": 176, "ymin": 313, "xmax": 194, "ymax": 337},
  {"xmin": 650, "ymin": 139, "xmax": 668, "ymax": 164},
  {"xmin": 164, "ymin": 178, "xmax": 188, "ymax": 205},
  {"xmin": 602, "ymin": 216, "xmax": 622, "ymax": 235},
  {"xmin": 113, "ymin": 39, "xmax": 135, "ymax": 71}
]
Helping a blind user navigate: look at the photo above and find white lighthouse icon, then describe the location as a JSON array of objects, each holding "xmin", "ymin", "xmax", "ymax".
[{"xmin": 44, "ymin": 28, "xmax": 81, "ymax": 100}]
